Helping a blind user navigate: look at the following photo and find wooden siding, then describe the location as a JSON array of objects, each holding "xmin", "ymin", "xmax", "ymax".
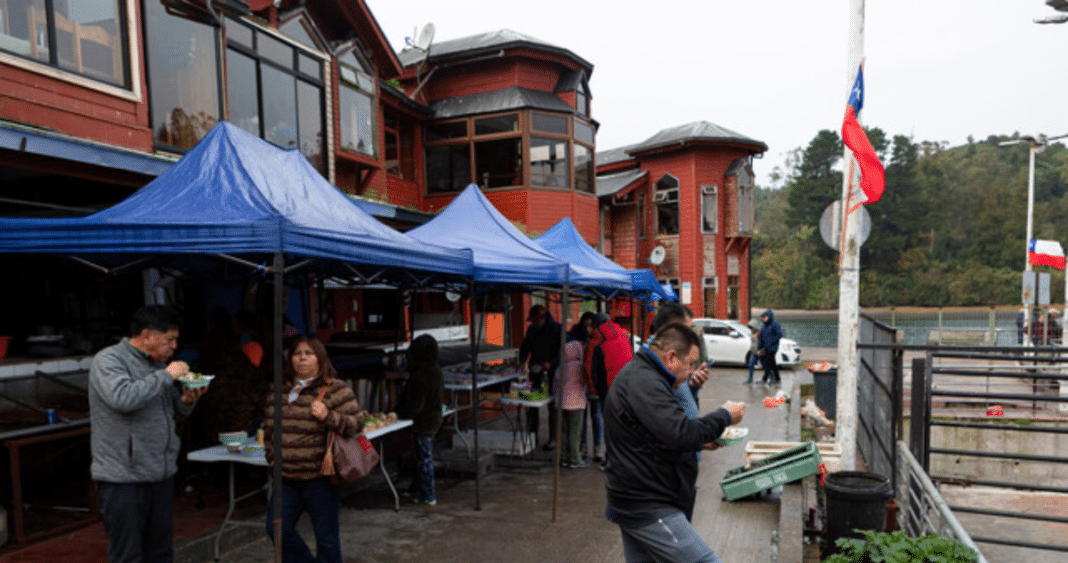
[{"xmin": 0, "ymin": 60, "xmax": 150, "ymax": 151}]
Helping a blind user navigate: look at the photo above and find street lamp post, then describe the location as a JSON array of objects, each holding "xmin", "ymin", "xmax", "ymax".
[{"xmin": 1001, "ymin": 133, "xmax": 1068, "ymax": 343}]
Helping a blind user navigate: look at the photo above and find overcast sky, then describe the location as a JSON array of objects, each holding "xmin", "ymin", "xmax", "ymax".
[{"xmin": 367, "ymin": 0, "xmax": 1068, "ymax": 188}]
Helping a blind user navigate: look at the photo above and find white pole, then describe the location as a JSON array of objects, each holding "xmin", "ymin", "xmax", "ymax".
[
  {"xmin": 1026, "ymin": 144, "xmax": 1036, "ymax": 274},
  {"xmin": 1023, "ymin": 144, "xmax": 1036, "ymax": 343},
  {"xmin": 836, "ymin": 0, "xmax": 864, "ymax": 472}
]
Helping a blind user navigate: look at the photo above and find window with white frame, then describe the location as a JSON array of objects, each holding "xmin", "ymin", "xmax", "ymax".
[
  {"xmin": 338, "ymin": 49, "xmax": 375, "ymax": 157},
  {"xmin": 703, "ymin": 277, "xmax": 718, "ymax": 318},
  {"xmin": 701, "ymin": 184, "xmax": 718, "ymax": 234},
  {"xmin": 1, "ymin": 0, "xmax": 129, "ymax": 86},
  {"xmin": 737, "ymin": 165, "xmax": 755, "ymax": 234},
  {"xmin": 655, "ymin": 175, "xmax": 680, "ymax": 236}
]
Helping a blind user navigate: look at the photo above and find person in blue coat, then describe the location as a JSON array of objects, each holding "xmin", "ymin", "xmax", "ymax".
[{"xmin": 757, "ymin": 309, "xmax": 783, "ymax": 385}]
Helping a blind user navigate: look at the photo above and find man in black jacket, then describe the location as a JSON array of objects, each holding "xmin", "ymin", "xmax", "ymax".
[
  {"xmin": 518, "ymin": 304, "xmax": 561, "ymax": 447},
  {"xmin": 604, "ymin": 323, "xmax": 745, "ymax": 563}
]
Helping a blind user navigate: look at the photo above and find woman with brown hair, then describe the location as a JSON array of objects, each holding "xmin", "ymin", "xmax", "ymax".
[{"xmin": 263, "ymin": 336, "xmax": 363, "ymax": 563}]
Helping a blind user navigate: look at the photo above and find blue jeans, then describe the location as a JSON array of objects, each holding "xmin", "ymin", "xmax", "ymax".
[
  {"xmin": 747, "ymin": 353, "xmax": 762, "ymax": 382},
  {"xmin": 409, "ymin": 435, "xmax": 435, "ymax": 501},
  {"xmin": 618, "ymin": 509, "xmax": 723, "ymax": 563},
  {"xmin": 581, "ymin": 396, "xmax": 604, "ymax": 449},
  {"xmin": 265, "ymin": 477, "xmax": 342, "ymax": 563}
]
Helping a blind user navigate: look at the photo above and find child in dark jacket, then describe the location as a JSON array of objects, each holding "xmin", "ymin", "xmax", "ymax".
[{"xmin": 395, "ymin": 334, "xmax": 444, "ymax": 505}]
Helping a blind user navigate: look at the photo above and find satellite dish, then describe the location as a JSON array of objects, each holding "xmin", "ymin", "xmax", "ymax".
[
  {"xmin": 445, "ymin": 290, "xmax": 461, "ymax": 303},
  {"xmin": 415, "ymin": 22, "xmax": 435, "ymax": 51},
  {"xmin": 649, "ymin": 246, "xmax": 666, "ymax": 266}
]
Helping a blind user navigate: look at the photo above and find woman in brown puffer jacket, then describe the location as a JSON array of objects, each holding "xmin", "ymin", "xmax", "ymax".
[{"xmin": 263, "ymin": 336, "xmax": 363, "ymax": 563}]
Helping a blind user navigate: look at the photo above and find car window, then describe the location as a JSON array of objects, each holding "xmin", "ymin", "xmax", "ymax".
[{"xmin": 705, "ymin": 326, "xmax": 732, "ymax": 336}]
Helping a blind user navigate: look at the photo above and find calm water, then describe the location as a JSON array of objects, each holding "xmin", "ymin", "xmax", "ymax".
[{"xmin": 774, "ymin": 309, "xmax": 1028, "ymax": 348}]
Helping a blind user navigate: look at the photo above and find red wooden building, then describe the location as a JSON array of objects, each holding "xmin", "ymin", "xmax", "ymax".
[
  {"xmin": 0, "ymin": 0, "xmax": 765, "ymax": 345},
  {"xmin": 595, "ymin": 122, "xmax": 766, "ymax": 322}
]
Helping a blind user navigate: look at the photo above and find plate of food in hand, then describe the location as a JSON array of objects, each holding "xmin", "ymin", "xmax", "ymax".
[
  {"xmin": 715, "ymin": 426, "xmax": 749, "ymax": 446},
  {"xmin": 179, "ymin": 372, "xmax": 215, "ymax": 389}
]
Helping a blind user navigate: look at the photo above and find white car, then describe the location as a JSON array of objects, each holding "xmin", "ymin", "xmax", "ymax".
[{"xmin": 692, "ymin": 318, "xmax": 801, "ymax": 368}]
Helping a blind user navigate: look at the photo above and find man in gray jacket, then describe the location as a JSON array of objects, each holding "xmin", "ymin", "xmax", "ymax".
[{"xmin": 89, "ymin": 305, "xmax": 207, "ymax": 563}]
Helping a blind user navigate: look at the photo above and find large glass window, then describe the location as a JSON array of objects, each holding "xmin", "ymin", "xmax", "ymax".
[
  {"xmin": 1, "ymin": 0, "xmax": 127, "ymax": 86},
  {"xmin": 338, "ymin": 50, "xmax": 375, "ymax": 157},
  {"xmin": 655, "ymin": 175, "xmax": 680, "ymax": 236},
  {"xmin": 530, "ymin": 137, "xmax": 568, "ymax": 188},
  {"xmin": 225, "ymin": 18, "xmax": 324, "ymax": 170},
  {"xmin": 426, "ymin": 114, "xmax": 520, "ymax": 193},
  {"xmin": 476, "ymin": 138, "xmax": 522, "ymax": 188},
  {"xmin": 426, "ymin": 144, "xmax": 471, "ymax": 193},
  {"xmin": 702, "ymin": 184, "xmax": 718, "ymax": 234},
  {"xmin": 574, "ymin": 144, "xmax": 593, "ymax": 194},
  {"xmin": 144, "ymin": 0, "xmax": 221, "ymax": 150}
]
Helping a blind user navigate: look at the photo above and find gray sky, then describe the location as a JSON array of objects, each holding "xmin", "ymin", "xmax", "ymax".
[{"xmin": 367, "ymin": 0, "xmax": 1068, "ymax": 188}]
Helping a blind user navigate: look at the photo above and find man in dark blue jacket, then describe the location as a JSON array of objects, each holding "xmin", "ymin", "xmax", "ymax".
[
  {"xmin": 757, "ymin": 309, "xmax": 783, "ymax": 385},
  {"xmin": 604, "ymin": 323, "xmax": 745, "ymax": 562}
]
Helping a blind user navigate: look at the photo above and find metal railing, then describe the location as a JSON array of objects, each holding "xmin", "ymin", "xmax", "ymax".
[
  {"xmin": 913, "ymin": 347, "xmax": 1068, "ymax": 557},
  {"xmin": 895, "ymin": 441, "xmax": 989, "ymax": 563}
]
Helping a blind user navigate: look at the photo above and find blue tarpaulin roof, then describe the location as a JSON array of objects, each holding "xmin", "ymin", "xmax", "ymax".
[
  {"xmin": 535, "ymin": 217, "xmax": 671, "ymax": 301},
  {"xmin": 407, "ymin": 185, "xmax": 630, "ymax": 291},
  {"xmin": 0, "ymin": 123, "xmax": 473, "ymax": 277}
]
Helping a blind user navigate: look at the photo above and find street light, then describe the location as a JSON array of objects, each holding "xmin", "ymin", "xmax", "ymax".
[
  {"xmin": 1036, "ymin": 0, "xmax": 1068, "ymax": 23},
  {"xmin": 1000, "ymin": 133, "xmax": 1068, "ymax": 342}
]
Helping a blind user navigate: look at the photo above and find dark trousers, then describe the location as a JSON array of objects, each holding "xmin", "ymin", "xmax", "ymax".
[
  {"xmin": 762, "ymin": 353, "xmax": 780, "ymax": 383},
  {"xmin": 96, "ymin": 477, "xmax": 175, "ymax": 563},
  {"xmin": 266, "ymin": 477, "xmax": 342, "ymax": 563}
]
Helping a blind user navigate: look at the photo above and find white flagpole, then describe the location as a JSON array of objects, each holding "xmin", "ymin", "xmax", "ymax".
[{"xmin": 836, "ymin": 0, "xmax": 865, "ymax": 472}]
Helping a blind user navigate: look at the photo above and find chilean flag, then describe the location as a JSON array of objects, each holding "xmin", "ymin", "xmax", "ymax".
[
  {"xmin": 1029, "ymin": 239, "xmax": 1066, "ymax": 270},
  {"xmin": 842, "ymin": 65, "xmax": 885, "ymax": 207}
]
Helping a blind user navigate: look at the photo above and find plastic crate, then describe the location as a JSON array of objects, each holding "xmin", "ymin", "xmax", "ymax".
[
  {"xmin": 719, "ymin": 441, "xmax": 822, "ymax": 501},
  {"xmin": 744, "ymin": 441, "xmax": 842, "ymax": 473}
]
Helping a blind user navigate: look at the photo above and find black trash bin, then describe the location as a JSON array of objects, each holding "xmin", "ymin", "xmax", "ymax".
[
  {"xmin": 811, "ymin": 368, "xmax": 837, "ymax": 421},
  {"xmin": 822, "ymin": 471, "xmax": 892, "ymax": 556}
]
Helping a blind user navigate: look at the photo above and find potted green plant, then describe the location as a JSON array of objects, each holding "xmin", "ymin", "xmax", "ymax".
[{"xmin": 822, "ymin": 529, "xmax": 979, "ymax": 563}]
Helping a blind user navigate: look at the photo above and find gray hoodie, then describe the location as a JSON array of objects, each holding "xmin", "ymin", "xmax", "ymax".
[{"xmin": 89, "ymin": 338, "xmax": 194, "ymax": 483}]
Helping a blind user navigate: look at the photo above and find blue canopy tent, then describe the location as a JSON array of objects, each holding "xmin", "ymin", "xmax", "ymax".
[
  {"xmin": 407, "ymin": 185, "xmax": 631, "ymax": 516},
  {"xmin": 0, "ymin": 123, "xmax": 473, "ymax": 279},
  {"xmin": 407, "ymin": 185, "xmax": 630, "ymax": 292},
  {"xmin": 0, "ymin": 123, "xmax": 475, "ymax": 552},
  {"xmin": 534, "ymin": 216, "xmax": 670, "ymax": 301}
]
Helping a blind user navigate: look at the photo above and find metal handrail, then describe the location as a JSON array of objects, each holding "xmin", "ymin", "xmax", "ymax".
[{"xmin": 895, "ymin": 441, "xmax": 989, "ymax": 563}]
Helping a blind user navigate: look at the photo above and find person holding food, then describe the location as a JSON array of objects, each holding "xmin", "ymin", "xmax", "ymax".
[
  {"xmin": 263, "ymin": 336, "xmax": 363, "ymax": 563},
  {"xmin": 89, "ymin": 305, "xmax": 207, "ymax": 563},
  {"xmin": 394, "ymin": 334, "xmax": 444, "ymax": 505},
  {"xmin": 603, "ymin": 323, "xmax": 745, "ymax": 563}
]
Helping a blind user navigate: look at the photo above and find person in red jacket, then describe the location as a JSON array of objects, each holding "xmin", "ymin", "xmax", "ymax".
[{"xmin": 584, "ymin": 313, "xmax": 634, "ymax": 452}]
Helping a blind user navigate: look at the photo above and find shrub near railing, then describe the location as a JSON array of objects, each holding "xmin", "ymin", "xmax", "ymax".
[{"xmin": 821, "ymin": 529, "xmax": 979, "ymax": 563}]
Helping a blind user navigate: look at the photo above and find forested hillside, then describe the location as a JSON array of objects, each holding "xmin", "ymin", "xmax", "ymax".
[{"xmin": 752, "ymin": 130, "xmax": 1068, "ymax": 309}]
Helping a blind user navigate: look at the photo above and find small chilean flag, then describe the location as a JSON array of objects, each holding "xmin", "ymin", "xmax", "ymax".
[{"xmin": 1029, "ymin": 239, "xmax": 1066, "ymax": 270}]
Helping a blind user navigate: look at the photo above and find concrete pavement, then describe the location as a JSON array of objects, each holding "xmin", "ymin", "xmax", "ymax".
[{"xmin": 180, "ymin": 358, "xmax": 820, "ymax": 563}]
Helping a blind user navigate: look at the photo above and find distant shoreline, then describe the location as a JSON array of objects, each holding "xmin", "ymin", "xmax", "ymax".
[{"xmin": 756, "ymin": 305, "xmax": 1028, "ymax": 320}]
